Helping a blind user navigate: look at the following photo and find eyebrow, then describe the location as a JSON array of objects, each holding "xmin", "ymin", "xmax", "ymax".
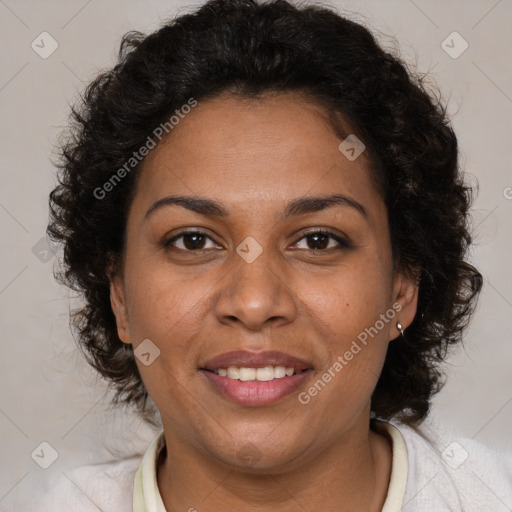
[{"xmin": 144, "ymin": 193, "xmax": 367, "ymax": 221}]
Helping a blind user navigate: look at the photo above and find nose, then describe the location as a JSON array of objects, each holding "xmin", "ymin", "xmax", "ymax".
[{"xmin": 213, "ymin": 245, "xmax": 297, "ymax": 332}]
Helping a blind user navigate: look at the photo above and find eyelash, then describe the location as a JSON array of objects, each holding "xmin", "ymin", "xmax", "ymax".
[{"xmin": 163, "ymin": 229, "xmax": 351, "ymax": 253}]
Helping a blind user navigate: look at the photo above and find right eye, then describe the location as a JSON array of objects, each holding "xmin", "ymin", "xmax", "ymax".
[{"xmin": 163, "ymin": 229, "xmax": 221, "ymax": 252}]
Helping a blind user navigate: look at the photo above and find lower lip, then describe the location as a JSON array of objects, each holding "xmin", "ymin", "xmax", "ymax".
[{"xmin": 200, "ymin": 369, "xmax": 313, "ymax": 406}]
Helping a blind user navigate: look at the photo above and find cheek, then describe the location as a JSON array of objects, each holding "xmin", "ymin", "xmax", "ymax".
[
  {"xmin": 301, "ymin": 253, "xmax": 393, "ymax": 343},
  {"xmin": 298, "ymin": 276, "xmax": 393, "ymax": 428},
  {"xmin": 295, "ymin": 252, "xmax": 393, "ymax": 405},
  {"xmin": 122, "ymin": 264, "xmax": 209, "ymax": 407},
  {"xmin": 123, "ymin": 256, "xmax": 207, "ymax": 343}
]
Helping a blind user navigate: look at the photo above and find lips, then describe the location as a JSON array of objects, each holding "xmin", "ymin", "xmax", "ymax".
[
  {"xmin": 200, "ymin": 350, "xmax": 313, "ymax": 372},
  {"xmin": 199, "ymin": 350, "xmax": 314, "ymax": 406}
]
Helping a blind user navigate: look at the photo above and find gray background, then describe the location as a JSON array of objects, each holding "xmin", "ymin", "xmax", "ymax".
[{"xmin": 0, "ymin": 0, "xmax": 511, "ymax": 509}]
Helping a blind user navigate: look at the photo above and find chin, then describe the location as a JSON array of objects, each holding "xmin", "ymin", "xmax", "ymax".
[{"xmin": 208, "ymin": 436, "xmax": 307, "ymax": 473}]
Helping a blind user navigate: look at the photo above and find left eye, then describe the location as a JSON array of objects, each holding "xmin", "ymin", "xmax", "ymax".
[{"xmin": 293, "ymin": 230, "xmax": 348, "ymax": 251}]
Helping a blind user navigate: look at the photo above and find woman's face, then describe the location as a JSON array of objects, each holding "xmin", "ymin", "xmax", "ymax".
[{"xmin": 111, "ymin": 92, "xmax": 418, "ymax": 470}]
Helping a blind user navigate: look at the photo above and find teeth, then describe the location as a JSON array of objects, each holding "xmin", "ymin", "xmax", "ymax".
[
  {"xmin": 239, "ymin": 367, "xmax": 256, "ymax": 381},
  {"xmin": 273, "ymin": 366, "xmax": 286, "ymax": 378},
  {"xmin": 227, "ymin": 367, "xmax": 239, "ymax": 379},
  {"xmin": 256, "ymin": 366, "xmax": 274, "ymax": 381},
  {"xmin": 214, "ymin": 365, "xmax": 298, "ymax": 381}
]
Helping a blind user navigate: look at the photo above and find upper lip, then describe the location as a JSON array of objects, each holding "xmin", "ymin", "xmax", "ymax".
[{"xmin": 201, "ymin": 350, "xmax": 313, "ymax": 372}]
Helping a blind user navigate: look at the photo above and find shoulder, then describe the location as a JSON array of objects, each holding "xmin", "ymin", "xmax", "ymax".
[
  {"xmin": 387, "ymin": 419, "xmax": 512, "ymax": 512},
  {"xmin": 31, "ymin": 455, "xmax": 141, "ymax": 512}
]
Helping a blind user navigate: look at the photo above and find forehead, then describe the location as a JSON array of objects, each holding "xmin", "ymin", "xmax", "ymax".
[{"xmin": 130, "ymin": 92, "xmax": 385, "ymax": 222}]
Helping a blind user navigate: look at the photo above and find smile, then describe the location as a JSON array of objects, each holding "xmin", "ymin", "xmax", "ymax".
[
  {"xmin": 210, "ymin": 365, "xmax": 297, "ymax": 381},
  {"xmin": 201, "ymin": 366, "xmax": 313, "ymax": 407},
  {"xmin": 200, "ymin": 350, "xmax": 314, "ymax": 406}
]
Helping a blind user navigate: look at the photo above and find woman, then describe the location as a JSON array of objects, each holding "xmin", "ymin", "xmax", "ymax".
[{"xmin": 43, "ymin": 0, "xmax": 512, "ymax": 510}]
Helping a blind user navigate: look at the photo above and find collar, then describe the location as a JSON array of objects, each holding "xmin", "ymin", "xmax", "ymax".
[{"xmin": 132, "ymin": 420, "xmax": 408, "ymax": 512}]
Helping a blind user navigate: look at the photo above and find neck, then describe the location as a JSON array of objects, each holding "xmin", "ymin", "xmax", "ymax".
[{"xmin": 156, "ymin": 419, "xmax": 392, "ymax": 512}]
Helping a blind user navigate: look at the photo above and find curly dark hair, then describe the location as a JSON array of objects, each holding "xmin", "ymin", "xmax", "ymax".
[{"xmin": 47, "ymin": 0, "xmax": 482, "ymax": 427}]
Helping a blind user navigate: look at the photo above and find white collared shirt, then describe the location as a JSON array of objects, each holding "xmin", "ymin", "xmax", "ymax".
[
  {"xmin": 32, "ymin": 420, "xmax": 512, "ymax": 512},
  {"xmin": 131, "ymin": 420, "xmax": 410, "ymax": 512}
]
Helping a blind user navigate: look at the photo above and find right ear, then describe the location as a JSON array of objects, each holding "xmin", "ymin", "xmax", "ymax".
[{"xmin": 109, "ymin": 272, "xmax": 132, "ymax": 345}]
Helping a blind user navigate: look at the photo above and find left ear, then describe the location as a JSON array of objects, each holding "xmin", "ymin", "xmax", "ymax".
[{"xmin": 391, "ymin": 267, "xmax": 420, "ymax": 339}]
